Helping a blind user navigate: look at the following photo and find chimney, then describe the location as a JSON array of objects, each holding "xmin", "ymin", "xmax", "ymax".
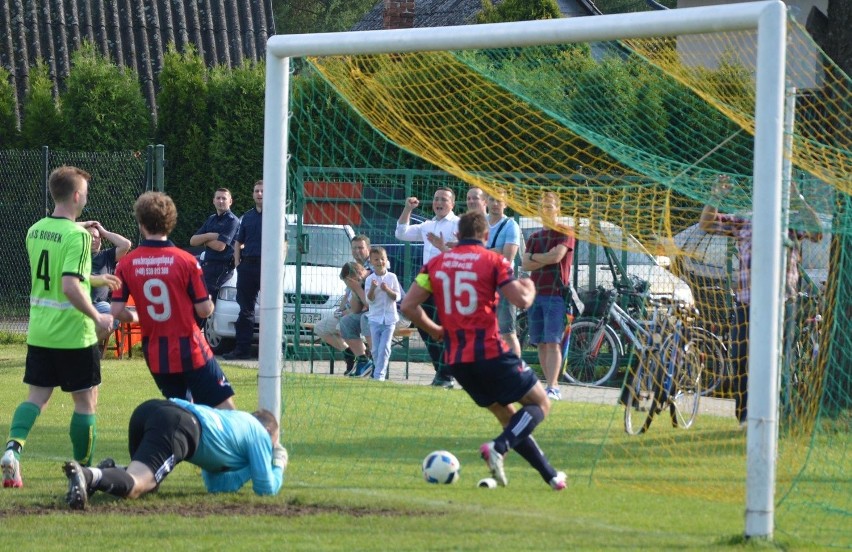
[{"xmin": 383, "ymin": 0, "xmax": 415, "ymax": 29}]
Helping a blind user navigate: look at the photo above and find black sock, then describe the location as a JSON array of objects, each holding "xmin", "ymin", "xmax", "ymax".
[
  {"xmin": 513, "ymin": 436, "xmax": 557, "ymax": 482},
  {"xmin": 343, "ymin": 348, "xmax": 355, "ymax": 360},
  {"xmin": 94, "ymin": 467, "xmax": 135, "ymax": 498},
  {"xmin": 494, "ymin": 405, "xmax": 545, "ymax": 454}
]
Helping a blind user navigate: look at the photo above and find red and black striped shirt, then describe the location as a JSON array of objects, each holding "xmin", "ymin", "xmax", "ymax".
[
  {"xmin": 420, "ymin": 240, "xmax": 515, "ymax": 365},
  {"xmin": 113, "ymin": 240, "xmax": 213, "ymax": 374}
]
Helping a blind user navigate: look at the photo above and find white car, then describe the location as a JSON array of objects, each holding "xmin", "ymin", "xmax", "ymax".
[
  {"xmin": 518, "ymin": 216, "xmax": 694, "ymax": 305},
  {"xmin": 673, "ymin": 215, "xmax": 831, "ymax": 292},
  {"xmin": 204, "ymin": 220, "xmax": 355, "ymax": 354}
]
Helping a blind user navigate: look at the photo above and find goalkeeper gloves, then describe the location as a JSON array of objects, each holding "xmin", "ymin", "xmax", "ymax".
[{"xmin": 272, "ymin": 444, "xmax": 288, "ymax": 471}]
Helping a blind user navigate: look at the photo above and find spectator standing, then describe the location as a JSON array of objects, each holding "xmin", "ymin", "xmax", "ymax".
[
  {"xmin": 111, "ymin": 192, "xmax": 236, "ymax": 410},
  {"xmin": 401, "ymin": 211, "xmax": 565, "ymax": 490},
  {"xmin": 224, "ymin": 180, "xmax": 264, "ymax": 360},
  {"xmin": 486, "ymin": 190, "xmax": 523, "ymax": 357},
  {"xmin": 466, "ymin": 186, "xmax": 488, "ymax": 215},
  {"xmin": 63, "ymin": 398, "xmax": 286, "ymax": 509},
  {"xmin": 364, "ymin": 246, "xmax": 401, "ymax": 381},
  {"xmin": 314, "ymin": 235, "xmax": 373, "ymax": 375},
  {"xmin": 699, "ymin": 175, "xmax": 822, "ymax": 429},
  {"xmin": 521, "ymin": 191, "xmax": 575, "ymax": 402},
  {"xmin": 189, "ymin": 188, "xmax": 240, "ymax": 327},
  {"xmin": 395, "ymin": 188, "xmax": 460, "ymax": 388},
  {"xmin": 2, "ymin": 166, "xmax": 115, "ymax": 489}
]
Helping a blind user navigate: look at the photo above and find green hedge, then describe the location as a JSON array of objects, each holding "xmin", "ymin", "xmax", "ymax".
[{"xmin": 0, "ymin": 66, "xmax": 17, "ymax": 146}]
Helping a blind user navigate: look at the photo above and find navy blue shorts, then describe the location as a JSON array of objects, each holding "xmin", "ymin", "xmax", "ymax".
[
  {"xmin": 151, "ymin": 357, "xmax": 235, "ymax": 407},
  {"xmin": 24, "ymin": 344, "xmax": 101, "ymax": 392},
  {"xmin": 450, "ymin": 352, "xmax": 539, "ymax": 408},
  {"xmin": 128, "ymin": 399, "xmax": 201, "ymax": 484}
]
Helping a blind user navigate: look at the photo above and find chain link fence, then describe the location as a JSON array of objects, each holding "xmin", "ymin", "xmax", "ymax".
[{"xmin": 0, "ymin": 147, "xmax": 159, "ymax": 335}]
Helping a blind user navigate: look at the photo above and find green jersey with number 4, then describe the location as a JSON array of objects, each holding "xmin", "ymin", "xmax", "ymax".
[{"xmin": 26, "ymin": 216, "xmax": 96, "ymax": 348}]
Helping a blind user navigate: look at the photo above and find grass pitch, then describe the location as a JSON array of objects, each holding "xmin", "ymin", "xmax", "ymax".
[{"xmin": 0, "ymin": 342, "xmax": 840, "ymax": 550}]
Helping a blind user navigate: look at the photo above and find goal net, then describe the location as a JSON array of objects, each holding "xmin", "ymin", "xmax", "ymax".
[{"xmin": 262, "ymin": 3, "xmax": 849, "ymax": 545}]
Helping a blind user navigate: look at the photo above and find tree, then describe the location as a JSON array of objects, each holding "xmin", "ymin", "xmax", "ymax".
[
  {"xmin": 0, "ymin": 67, "xmax": 18, "ymax": 147},
  {"xmin": 61, "ymin": 43, "xmax": 150, "ymax": 151},
  {"xmin": 477, "ymin": 0, "xmax": 561, "ymax": 24},
  {"xmin": 156, "ymin": 44, "xmax": 212, "ymax": 244},
  {"xmin": 273, "ymin": 0, "xmax": 377, "ymax": 34},
  {"xmin": 19, "ymin": 61, "xmax": 65, "ymax": 148}
]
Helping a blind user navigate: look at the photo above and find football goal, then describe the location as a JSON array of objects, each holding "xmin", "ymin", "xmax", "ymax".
[{"xmin": 258, "ymin": 1, "xmax": 849, "ymax": 544}]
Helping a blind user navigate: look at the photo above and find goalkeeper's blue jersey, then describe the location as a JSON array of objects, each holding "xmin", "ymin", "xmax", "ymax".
[{"xmin": 170, "ymin": 399, "xmax": 283, "ymax": 495}]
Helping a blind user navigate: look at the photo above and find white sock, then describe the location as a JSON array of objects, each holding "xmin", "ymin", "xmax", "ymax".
[{"xmin": 89, "ymin": 467, "xmax": 103, "ymax": 486}]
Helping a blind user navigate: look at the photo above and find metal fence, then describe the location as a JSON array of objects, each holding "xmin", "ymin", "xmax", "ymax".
[{"xmin": 0, "ymin": 146, "xmax": 162, "ymax": 334}]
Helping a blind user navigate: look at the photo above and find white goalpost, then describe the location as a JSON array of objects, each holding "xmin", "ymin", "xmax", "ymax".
[{"xmin": 259, "ymin": 1, "xmax": 787, "ymax": 539}]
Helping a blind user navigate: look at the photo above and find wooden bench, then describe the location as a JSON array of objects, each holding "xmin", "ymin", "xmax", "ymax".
[{"xmin": 301, "ymin": 323, "xmax": 418, "ymax": 379}]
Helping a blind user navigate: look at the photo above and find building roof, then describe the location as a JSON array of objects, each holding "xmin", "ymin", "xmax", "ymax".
[
  {"xmin": 351, "ymin": 0, "xmax": 597, "ymax": 31},
  {"xmin": 0, "ymin": 0, "xmax": 276, "ymax": 125}
]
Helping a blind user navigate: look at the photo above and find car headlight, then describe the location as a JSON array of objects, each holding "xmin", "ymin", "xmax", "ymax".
[{"xmin": 218, "ymin": 286, "xmax": 238, "ymax": 302}]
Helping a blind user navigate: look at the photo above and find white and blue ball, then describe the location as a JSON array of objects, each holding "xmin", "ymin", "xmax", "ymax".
[{"xmin": 422, "ymin": 450, "xmax": 460, "ymax": 484}]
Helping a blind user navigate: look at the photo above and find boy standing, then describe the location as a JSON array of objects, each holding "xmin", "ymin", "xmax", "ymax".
[{"xmin": 364, "ymin": 246, "xmax": 401, "ymax": 381}]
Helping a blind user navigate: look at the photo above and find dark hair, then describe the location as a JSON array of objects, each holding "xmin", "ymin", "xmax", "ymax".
[
  {"xmin": 339, "ymin": 261, "xmax": 362, "ymax": 280},
  {"xmin": 458, "ymin": 211, "xmax": 488, "ymax": 240},
  {"xmin": 369, "ymin": 246, "xmax": 386, "ymax": 257},
  {"xmin": 49, "ymin": 166, "xmax": 91, "ymax": 202},
  {"xmin": 251, "ymin": 409, "xmax": 279, "ymax": 440},
  {"xmin": 134, "ymin": 192, "xmax": 178, "ymax": 236},
  {"xmin": 351, "ymin": 234, "xmax": 371, "ymax": 246}
]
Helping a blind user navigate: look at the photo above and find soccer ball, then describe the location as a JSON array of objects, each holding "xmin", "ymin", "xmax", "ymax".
[{"xmin": 422, "ymin": 450, "xmax": 460, "ymax": 484}]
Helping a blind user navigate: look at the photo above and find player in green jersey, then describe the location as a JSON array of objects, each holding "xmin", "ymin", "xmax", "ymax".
[{"xmin": 2, "ymin": 166, "xmax": 117, "ymax": 489}]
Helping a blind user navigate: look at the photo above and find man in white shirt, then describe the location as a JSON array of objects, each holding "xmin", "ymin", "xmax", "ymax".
[{"xmin": 395, "ymin": 187, "xmax": 460, "ymax": 388}]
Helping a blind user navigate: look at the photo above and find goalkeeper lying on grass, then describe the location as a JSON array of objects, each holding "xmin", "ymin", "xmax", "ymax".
[{"xmin": 62, "ymin": 398, "xmax": 287, "ymax": 509}]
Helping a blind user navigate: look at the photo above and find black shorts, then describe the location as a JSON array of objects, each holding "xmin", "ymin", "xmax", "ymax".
[
  {"xmin": 24, "ymin": 344, "xmax": 101, "ymax": 392},
  {"xmin": 128, "ymin": 399, "xmax": 201, "ymax": 484},
  {"xmin": 151, "ymin": 357, "xmax": 235, "ymax": 407},
  {"xmin": 450, "ymin": 352, "xmax": 539, "ymax": 408}
]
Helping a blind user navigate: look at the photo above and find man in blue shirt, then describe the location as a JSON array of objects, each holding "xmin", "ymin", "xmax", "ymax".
[
  {"xmin": 189, "ymin": 188, "xmax": 240, "ymax": 328},
  {"xmin": 224, "ymin": 180, "xmax": 264, "ymax": 360},
  {"xmin": 63, "ymin": 398, "xmax": 286, "ymax": 509}
]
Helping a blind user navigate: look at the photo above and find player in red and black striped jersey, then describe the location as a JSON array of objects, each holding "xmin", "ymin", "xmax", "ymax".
[
  {"xmin": 401, "ymin": 211, "xmax": 567, "ymax": 490},
  {"xmin": 112, "ymin": 192, "xmax": 236, "ymax": 410}
]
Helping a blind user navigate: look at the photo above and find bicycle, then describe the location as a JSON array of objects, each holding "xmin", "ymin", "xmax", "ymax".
[
  {"xmin": 780, "ymin": 287, "xmax": 822, "ymax": 424},
  {"xmin": 560, "ymin": 279, "xmax": 647, "ymax": 387},
  {"xmin": 624, "ymin": 299, "xmax": 729, "ymax": 434},
  {"xmin": 673, "ymin": 267, "xmax": 735, "ymax": 397},
  {"xmin": 560, "ymin": 283, "xmax": 726, "ymax": 434}
]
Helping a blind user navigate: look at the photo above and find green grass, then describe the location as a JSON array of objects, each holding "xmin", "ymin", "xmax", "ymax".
[{"xmin": 0, "ymin": 342, "xmax": 844, "ymax": 551}]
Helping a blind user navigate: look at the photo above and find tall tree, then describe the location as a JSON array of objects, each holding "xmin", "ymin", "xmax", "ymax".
[
  {"xmin": 273, "ymin": 0, "xmax": 377, "ymax": 34},
  {"xmin": 476, "ymin": 0, "xmax": 561, "ymax": 24}
]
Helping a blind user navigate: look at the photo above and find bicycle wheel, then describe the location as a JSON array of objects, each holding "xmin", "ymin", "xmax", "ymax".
[
  {"xmin": 623, "ymin": 357, "xmax": 656, "ymax": 435},
  {"xmin": 687, "ymin": 327, "xmax": 729, "ymax": 397},
  {"xmin": 663, "ymin": 332, "xmax": 703, "ymax": 429},
  {"xmin": 563, "ymin": 319, "xmax": 620, "ymax": 386}
]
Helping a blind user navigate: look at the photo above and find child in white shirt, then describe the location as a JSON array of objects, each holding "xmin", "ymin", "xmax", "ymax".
[{"xmin": 364, "ymin": 246, "xmax": 401, "ymax": 381}]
